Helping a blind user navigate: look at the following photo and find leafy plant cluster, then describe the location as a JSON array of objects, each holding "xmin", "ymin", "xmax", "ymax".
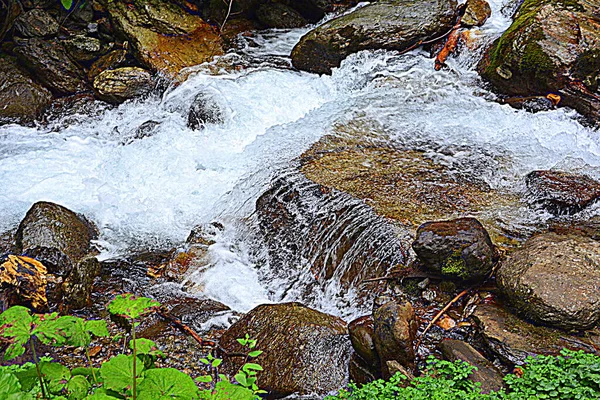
[
  {"xmin": 0, "ymin": 294, "xmax": 264, "ymax": 400},
  {"xmin": 326, "ymin": 349, "xmax": 600, "ymax": 400}
]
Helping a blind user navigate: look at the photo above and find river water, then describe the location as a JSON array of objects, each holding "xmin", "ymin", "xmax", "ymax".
[{"xmin": 1, "ymin": 0, "xmax": 599, "ymax": 319}]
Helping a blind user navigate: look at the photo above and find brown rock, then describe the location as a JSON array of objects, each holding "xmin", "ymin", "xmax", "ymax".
[
  {"xmin": 440, "ymin": 339, "xmax": 504, "ymax": 393},
  {"xmin": 373, "ymin": 300, "xmax": 418, "ymax": 378},
  {"xmin": 219, "ymin": 302, "xmax": 351, "ymax": 398},
  {"xmin": 349, "ymin": 315, "xmax": 379, "ymax": 367},
  {"xmin": 14, "ymin": 8, "xmax": 59, "ymax": 37},
  {"xmin": 497, "ymin": 232, "xmax": 600, "ymax": 330},
  {"xmin": 526, "ymin": 170, "xmax": 600, "ymax": 214},
  {"xmin": 461, "ymin": 0, "xmax": 492, "ymax": 27},
  {"xmin": 93, "ymin": 67, "xmax": 153, "ymax": 103},
  {"xmin": 88, "ymin": 49, "xmax": 128, "ymax": 81}
]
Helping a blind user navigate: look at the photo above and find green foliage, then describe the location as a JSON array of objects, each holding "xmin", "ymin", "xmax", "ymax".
[
  {"xmin": 0, "ymin": 294, "xmax": 264, "ymax": 400},
  {"xmin": 326, "ymin": 351, "xmax": 600, "ymax": 400},
  {"xmin": 60, "ymin": 0, "xmax": 73, "ymax": 10}
]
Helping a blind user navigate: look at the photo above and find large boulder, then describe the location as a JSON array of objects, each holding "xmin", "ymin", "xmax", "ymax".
[
  {"xmin": 497, "ymin": 232, "xmax": 600, "ymax": 330},
  {"xmin": 412, "ymin": 218, "xmax": 497, "ymax": 281},
  {"xmin": 219, "ymin": 302, "xmax": 351, "ymax": 398},
  {"xmin": 478, "ymin": 0, "xmax": 600, "ymax": 121},
  {"xmin": 526, "ymin": 170, "xmax": 600, "ymax": 214},
  {"xmin": 0, "ymin": 57, "xmax": 52, "ymax": 124},
  {"xmin": 93, "ymin": 67, "xmax": 153, "ymax": 103},
  {"xmin": 101, "ymin": 0, "xmax": 223, "ymax": 79},
  {"xmin": 14, "ymin": 38, "xmax": 88, "ymax": 95},
  {"xmin": 291, "ymin": 0, "xmax": 458, "ymax": 74},
  {"xmin": 15, "ymin": 202, "xmax": 100, "ymax": 309}
]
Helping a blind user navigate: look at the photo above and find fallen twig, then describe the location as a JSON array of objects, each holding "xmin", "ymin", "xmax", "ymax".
[
  {"xmin": 434, "ymin": 21, "xmax": 462, "ymax": 70},
  {"xmin": 157, "ymin": 308, "xmax": 216, "ymax": 347}
]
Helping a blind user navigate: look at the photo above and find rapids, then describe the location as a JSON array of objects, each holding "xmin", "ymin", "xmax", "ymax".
[{"xmin": 0, "ymin": 0, "xmax": 599, "ymax": 319}]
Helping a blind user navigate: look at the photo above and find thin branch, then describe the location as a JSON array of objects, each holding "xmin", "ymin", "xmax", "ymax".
[{"xmin": 157, "ymin": 308, "xmax": 216, "ymax": 347}]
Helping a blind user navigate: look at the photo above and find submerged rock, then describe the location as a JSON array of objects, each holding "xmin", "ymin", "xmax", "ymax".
[
  {"xmin": 14, "ymin": 8, "xmax": 59, "ymax": 38},
  {"xmin": 440, "ymin": 339, "xmax": 504, "ymax": 393},
  {"xmin": 478, "ymin": 0, "xmax": 600, "ymax": 121},
  {"xmin": 496, "ymin": 232, "xmax": 600, "ymax": 330},
  {"xmin": 373, "ymin": 300, "xmax": 418, "ymax": 378},
  {"xmin": 291, "ymin": 0, "xmax": 458, "ymax": 74},
  {"xmin": 93, "ymin": 67, "xmax": 153, "ymax": 103},
  {"xmin": 14, "ymin": 38, "xmax": 88, "ymax": 95},
  {"xmin": 472, "ymin": 303, "xmax": 598, "ymax": 365},
  {"xmin": 187, "ymin": 92, "xmax": 224, "ymax": 129},
  {"xmin": 0, "ymin": 57, "xmax": 52, "ymax": 124},
  {"xmin": 15, "ymin": 201, "xmax": 100, "ymax": 309},
  {"xmin": 412, "ymin": 218, "xmax": 497, "ymax": 281},
  {"xmin": 219, "ymin": 302, "xmax": 351, "ymax": 398},
  {"xmin": 102, "ymin": 0, "xmax": 223, "ymax": 78},
  {"xmin": 526, "ymin": 170, "xmax": 600, "ymax": 214}
]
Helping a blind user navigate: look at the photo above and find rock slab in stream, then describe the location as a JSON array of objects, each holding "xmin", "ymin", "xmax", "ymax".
[
  {"xmin": 0, "ymin": 57, "xmax": 52, "ymax": 123},
  {"xmin": 291, "ymin": 0, "xmax": 458, "ymax": 74},
  {"xmin": 412, "ymin": 217, "xmax": 497, "ymax": 281},
  {"xmin": 478, "ymin": 0, "xmax": 600, "ymax": 121},
  {"xmin": 526, "ymin": 170, "xmax": 600, "ymax": 214},
  {"xmin": 15, "ymin": 201, "xmax": 100, "ymax": 309},
  {"xmin": 440, "ymin": 339, "xmax": 504, "ymax": 393},
  {"xmin": 219, "ymin": 302, "xmax": 351, "ymax": 398},
  {"xmin": 93, "ymin": 67, "xmax": 153, "ymax": 103},
  {"xmin": 497, "ymin": 232, "xmax": 600, "ymax": 330}
]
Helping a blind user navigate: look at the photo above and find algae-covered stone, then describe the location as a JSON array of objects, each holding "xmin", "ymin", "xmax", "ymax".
[
  {"xmin": 101, "ymin": 0, "xmax": 223, "ymax": 78},
  {"xmin": 0, "ymin": 57, "xmax": 51, "ymax": 124},
  {"xmin": 478, "ymin": 0, "xmax": 600, "ymax": 120},
  {"xmin": 497, "ymin": 232, "xmax": 600, "ymax": 330},
  {"xmin": 412, "ymin": 218, "xmax": 497, "ymax": 281},
  {"xmin": 219, "ymin": 302, "xmax": 351, "ymax": 398},
  {"xmin": 291, "ymin": 0, "xmax": 458, "ymax": 74},
  {"xmin": 472, "ymin": 303, "xmax": 599, "ymax": 365},
  {"xmin": 93, "ymin": 67, "xmax": 153, "ymax": 103}
]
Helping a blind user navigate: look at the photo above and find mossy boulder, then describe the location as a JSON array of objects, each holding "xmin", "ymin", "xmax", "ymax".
[
  {"xmin": 497, "ymin": 232, "xmax": 600, "ymax": 330},
  {"xmin": 412, "ymin": 218, "xmax": 497, "ymax": 281},
  {"xmin": 15, "ymin": 201, "xmax": 100, "ymax": 309},
  {"xmin": 478, "ymin": 0, "xmax": 600, "ymax": 121},
  {"xmin": 219, "ymin": 302, "xmax": 351, "ymax": 398},
  {"xmin": 101, "ymin": 0, "xmax": 223, "ymax": 79},
  {"xmin": 291, "ymin": 0, "xmax": 458, "ymax": 74},
  {"xmin": 0, "ymin": 57, "xmax": 52, "ymax": 124}
]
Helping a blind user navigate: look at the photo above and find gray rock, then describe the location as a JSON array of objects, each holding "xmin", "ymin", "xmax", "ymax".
[
  {"xmin": 440, "ymin": 339, "xmax": 504, "ymax": 393},
  {"xmin": 14, "ymin": 38, "xmax": 88, "ymax": 95},
  {"xmin": 256, "ymin": 2, "xmax": 307, "ymax": 28},
  {"xmin": 291, "ymin": 0, "xmax": 458, "ymax": 74},
  {"xmin": 412, "ymin": 217, "xmax": 497, "ymax": 281},
  {"xmin": 0, "ymin": 57, "xmax": 52, "ymax": 124},
  {"xmin": 93, "ymin": 67, "xmax": 153, "ymax": 103},
  {"xmin": 497, "ymin": 232, "xmax": 600, "ymax": 330},
  {"xmin": 219, "ymin": 302, "xmax": 351, "ymax": 398},
  {"xmin": 14, "ymin": 9, "xmax": 59, "ymax": 38},
  {"xmin": 62, "ymin": 35, "xmax": 104, "ymax": 62}
]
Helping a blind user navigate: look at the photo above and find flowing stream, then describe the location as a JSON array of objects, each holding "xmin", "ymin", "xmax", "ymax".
[{"xmin": 1, "ymin": 0, "xmax": 599, "ymax": 321}]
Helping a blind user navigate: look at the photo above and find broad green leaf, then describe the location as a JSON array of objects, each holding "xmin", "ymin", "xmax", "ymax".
[
  {"xmin": 137, "ymin": 368, "xmax": 199, "ymax": 400},
  {"xmin": 242, "ymin": 363, "xmax": 263, "ymax": 372},
  {"xmin": 234, "ymin": 373, "xmax": 247, "ymax": 387},
  {"xmin": 68, "ymin": 375, "xmax": 91, "ymax": 400},
  {"xmin": 248, "ymin": 351, "xmax": 262, "ymax": 358},
  {"xmin": 210, "ymin": 381, "xmax": 255, "ymax": 400},
  {"xmin": 128, "ymin": 338, "xmax": 164, "ymax": 358},
  {"xmin": 100, "ymin": 354, "xmax": 144, "ymax": 393},
  {"xmin": 86, "ymin": 320, "xmax": 109, "ymax": 338},
  {"xmin": 85, "ymin": 387, "xmax": 123, "ymax": 399},
  {"xmin": 196, "ymin": 375, "xmax": 213, "ymax": 383},
  {"xmin": 41, "ymin": 362, "xmax": 71, "ymax": 394},
  {"xmin": 33, "ymin": 314, "xmax": 75, "ymax": 347},
  {"xmin": 0, "ymin": 368, "xmax": 22, "ymax": 397},
  {"xmin": 0, "ymin": 306, "xmax": 33, "ymax": 360},
  {"xmin": 13, "ymin": 364, "xmax": 39, "ymax": 391},
  {"xmin": 60, "ymin": 0, "xmax": 73, "ymax": 10},
  {"xmin": 107, "ymin": 294, "xmax": 159, "ymax": 320}
]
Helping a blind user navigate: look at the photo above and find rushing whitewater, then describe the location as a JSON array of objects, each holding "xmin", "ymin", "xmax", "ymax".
[{"xmin": 1, "ymin": 0, "xmax": 599, "ymax": 318}]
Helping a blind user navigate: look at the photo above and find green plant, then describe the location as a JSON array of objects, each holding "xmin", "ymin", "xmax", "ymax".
[
  {"xmin": 326, "ymin": 351, "xmax": 600, "ymax": 400},
  {"xmin": 0, "ymin": 294, "xmax": 264, "ymax": 399}
]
